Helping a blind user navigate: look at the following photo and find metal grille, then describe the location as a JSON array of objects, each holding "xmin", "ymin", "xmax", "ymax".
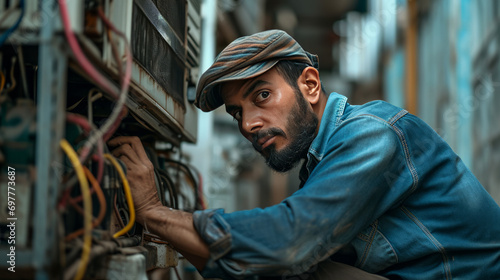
[
  {"xmin": 190, "ymin": 0, "xmax": 201, "ymax": 14},
  {"xmin": 131, "ymin": 4, "xmax": 186, "ymax": 107},
  {"xmin": 152, "ymin": 0, "xmax": 186, "ymax": 42}
]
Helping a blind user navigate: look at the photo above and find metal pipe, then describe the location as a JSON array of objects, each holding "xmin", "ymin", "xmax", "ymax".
[{"xmin": 114, "ymin": 235, "xmax": 142, "ymax": 247}]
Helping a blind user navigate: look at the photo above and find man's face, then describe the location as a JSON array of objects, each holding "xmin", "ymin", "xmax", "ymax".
[{"xmin": 221, "ymin": 68, "xmax": 319, "ymax": 172}]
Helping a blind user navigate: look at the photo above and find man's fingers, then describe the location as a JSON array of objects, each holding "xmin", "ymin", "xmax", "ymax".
[
  {"xmin": 108, "ymin": 136, "xmax": 150, "ymax": 164},
  {"xmin": 115, "ymin": 154, "xmax": 134, "ymax": 170},
  {"xmin": 110, "ymin": 144, "xmax": 140, "ymax": 166},
  {"xmin": 107, "ymin": 136, "xmax": 129, "ymax": 147}
]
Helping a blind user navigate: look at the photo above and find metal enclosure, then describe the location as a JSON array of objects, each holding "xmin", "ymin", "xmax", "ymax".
[{"xmin": 0, "ymin": 0, "xmax": 202, "ymax": 278}]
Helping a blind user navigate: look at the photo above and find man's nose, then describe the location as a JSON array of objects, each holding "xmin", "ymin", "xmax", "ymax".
[{"xmin": 241, "ymin": 110, "xmax": 263, "ymax": 136}]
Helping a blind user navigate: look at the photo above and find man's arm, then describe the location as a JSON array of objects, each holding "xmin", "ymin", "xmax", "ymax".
[
  {"xmin": 140, "ymin": 206, "xmax": 209, "ymax": 269},
  {"xmin": 108, "ymin": 136, "xmax": 209, "ymax": 270}
]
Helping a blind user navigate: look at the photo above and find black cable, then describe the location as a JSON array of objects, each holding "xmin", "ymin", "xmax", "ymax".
[
  {"xmin": 156, "ymin": 168, "xmax": 179, "ymax": 209},
  {"xmin": 163, "ymin": 159, "xmax": 201, "ymax": 210}
]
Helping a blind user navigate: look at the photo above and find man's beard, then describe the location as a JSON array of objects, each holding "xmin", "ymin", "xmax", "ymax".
[{"xmin": 252, "ymin": 91, "xmax": 319, "ymax": 173}]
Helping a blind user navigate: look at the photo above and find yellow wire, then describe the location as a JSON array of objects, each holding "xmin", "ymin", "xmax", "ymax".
[
  {"xmin": 104, "ymin": 154, "xmax": 136, "ymax": 238},
  {"xmin": 0, "ymin": 71, "xmax": 5, "ymax": 93},
  {"xmin": 59, "ymin": 139, "xmax": 92, "ymax": 280}
]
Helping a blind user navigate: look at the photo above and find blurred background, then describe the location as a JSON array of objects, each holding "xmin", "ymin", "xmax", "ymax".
[{"xmin": 184, "ymin": 0, "xmax": 500, "ymax": 212}]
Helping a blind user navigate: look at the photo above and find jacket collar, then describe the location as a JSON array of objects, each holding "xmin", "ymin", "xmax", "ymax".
[
  {"xmin": 309, "ymin": 92, "xmax": 347, "ymax": 161},
  {"xmin": 299, "ymin": 92, "xmax": 347, "ymax": 186}
]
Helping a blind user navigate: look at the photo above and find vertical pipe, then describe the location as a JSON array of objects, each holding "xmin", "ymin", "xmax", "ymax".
[
  {"xmin": 34, "ymin": 0, "xmax": 67, "ymax": 279},
  {"xmin": 405, "ymin": 0, "xmax": 418, "ymax": 115}
]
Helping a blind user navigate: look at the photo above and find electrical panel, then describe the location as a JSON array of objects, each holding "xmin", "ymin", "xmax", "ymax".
[{"xmin": 0, "ymin": 0, "xmax": 204, "ymax": 279}]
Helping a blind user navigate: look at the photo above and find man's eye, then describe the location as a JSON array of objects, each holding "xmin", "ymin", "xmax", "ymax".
[{"xmin": 255, "ymin": 91, "xmax": 270, "ymax": 103}]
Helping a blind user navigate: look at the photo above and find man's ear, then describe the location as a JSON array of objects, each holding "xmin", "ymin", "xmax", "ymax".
[{"xmin": 298, "ymin": 66, "xmax": 321, "ymax": 105}]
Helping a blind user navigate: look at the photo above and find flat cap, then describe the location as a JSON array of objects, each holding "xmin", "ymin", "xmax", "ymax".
[{"xmin": 194, "ymin": 29, "xmax": 319, "ymax": 112}]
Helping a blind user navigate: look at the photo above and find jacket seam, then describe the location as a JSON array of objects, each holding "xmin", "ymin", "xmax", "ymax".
[
  {"xmin": 391, "ymin": 125, "xmax": 419, "ymax": 194},
  {"xmin": 388, "ymin": 109, "xmax": 408, "ymax": 125},
  {"xmin": 400, "ymin": 206, "xmax": 453, "ymax": 280},
  {"xmin": 311, "ymin": 109, "xmax": 394, "ymax": 163},
  {"xmin": 358, "ymin": 220, "xmax": 379, "ymax": 268},
  {"xmin": 357, "ymin": 233, "xmax": 370, "ymax": 241},
  {"xmin": 343, "ymin": 114, "xmax": 389, "ymax": 125}
]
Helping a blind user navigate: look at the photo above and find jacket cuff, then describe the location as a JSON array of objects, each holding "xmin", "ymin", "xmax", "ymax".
[{"xmin": 192, "ymin": 208, "xmax": 233, "ymax": 277}]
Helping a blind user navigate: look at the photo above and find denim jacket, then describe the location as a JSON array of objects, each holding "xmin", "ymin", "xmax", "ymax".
[{"xmin": 193, "ymin": 92, "xmax": 500, "ymax": 279}]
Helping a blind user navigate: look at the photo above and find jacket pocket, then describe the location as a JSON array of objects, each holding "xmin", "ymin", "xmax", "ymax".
[{"xmin": 350, "ymin": 220, "xmax": 398, "ymax": 273}]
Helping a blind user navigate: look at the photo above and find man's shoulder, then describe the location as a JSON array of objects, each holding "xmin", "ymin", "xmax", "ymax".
[{"xmin": 342, "ymin": 100, "xmax": 407, "ymax": 125}]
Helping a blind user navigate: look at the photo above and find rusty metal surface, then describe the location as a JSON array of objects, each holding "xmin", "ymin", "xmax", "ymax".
[
  {"xmin": 131, "ymin": 3, "xmax": 187, "ymax": 107},
  {"xmin": 142, "ymin": 231, "xmax": 179, "ymax": 269},
  {"xmin": 131, "ymin": 62, "xmax": 186, "ymax": 123},
  {"xmin": 87, "ymin": 248, "xmax": 149, "ymax": 280},
  {"xmin": 143, "ymin": 242, "xmax": 179, "ymax": 269}
]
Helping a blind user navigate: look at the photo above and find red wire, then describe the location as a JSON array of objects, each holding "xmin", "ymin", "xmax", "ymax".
[
  {"xmin": 66, "ymin": 113, "xmax": 91, "ymax": 132},
  {"xmin": 94, "ymin": 138, "xmax": 104, "ymax": 184},
  {"xmin": 97, "ymin": 6, "xmax": 132, "ymax": 143},
  {"xmin": 58, "ymin": 0, "xmax": 119, "ymax": 99},
  {"xmin": 65, "ymin": 113, "xmax": 104, "ymax": 184},
  {"xmin": 65, "ymin": 166, "xmax": 107, "ymax": 242},
  {"xmin": 58, "ymin": 187, "xmax": 72, "ymax": 210}
]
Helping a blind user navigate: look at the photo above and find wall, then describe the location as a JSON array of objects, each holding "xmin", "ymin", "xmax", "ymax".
[{"xmin": 417, "ymin": 0, "xmax": 500, "ymax": 203}]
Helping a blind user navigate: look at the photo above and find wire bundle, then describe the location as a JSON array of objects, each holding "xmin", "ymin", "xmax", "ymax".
[
  {"xmin": 57, "ymin": 1, "xmax": 134, "ymax": 279},
  {"xmin": 0, "ymin": 0, "xmax": 206, "ymax": 279},
  {"xmin": 160, "ymin": 155, "xmax": 206, "ymax": 211},
  {"xmin": 55, "ymin": 1, "xmax": 207, "ymax": 279},
  {"xmin": 104, "ymin": 154, "xmax": 136, "ymax": 238},
  {"xmin": 60, "ymin": 140, "xmax": 93, "ymax": 280},
  {"xmin": 59, "ymin": 0, "xmax": 132, "ymax": 165}
]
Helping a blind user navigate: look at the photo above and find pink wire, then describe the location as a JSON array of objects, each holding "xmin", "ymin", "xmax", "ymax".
[
  {"xmin": 59, "ymin": 0, "xmax": 119, "ymax": 98},
  {"xmin": 97, "ymin": 6, "xmax": 132, "ymax": 102},
  {"xmin": 103, "ymin": 108, "xmax": 128, "ymax": 142},
  {"xmin": 96, "ymin": 6, "xmax": 133, "ymax": 140},
  {"xmin": 66, "ymin": 113, "xmax": 91, "ymax": 132},
  {"xmin": 66, "ymin": 113, "xmax": 104, "ymax": 184},
  {"xmin": 94, "ymin": 137, "xmax": 104, "ymax": 184}
]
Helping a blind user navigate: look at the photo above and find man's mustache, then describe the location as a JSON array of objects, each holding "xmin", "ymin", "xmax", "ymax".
[{"xmin": 251, "ymin": 128, "xmax": 286, "ymax": 152}]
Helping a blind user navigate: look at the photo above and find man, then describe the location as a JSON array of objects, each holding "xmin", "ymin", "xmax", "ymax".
[{"xmin": 109, "ymin": 30, "xmax": 500, "ymax": 279}]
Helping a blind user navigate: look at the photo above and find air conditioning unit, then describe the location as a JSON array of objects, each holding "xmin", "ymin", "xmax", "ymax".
[{"xmin": 103, "ymin": 0, "xmax": 201, "ymax": 143}]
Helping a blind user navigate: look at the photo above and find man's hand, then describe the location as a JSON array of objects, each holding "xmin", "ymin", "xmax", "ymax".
[
  {"xmin": 108, "ymin": 136, "xmax": 210, "ymax": 269},
  {"xmin": 108, "ymin": 136, "xmax": 162, "ymax": 224}
]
